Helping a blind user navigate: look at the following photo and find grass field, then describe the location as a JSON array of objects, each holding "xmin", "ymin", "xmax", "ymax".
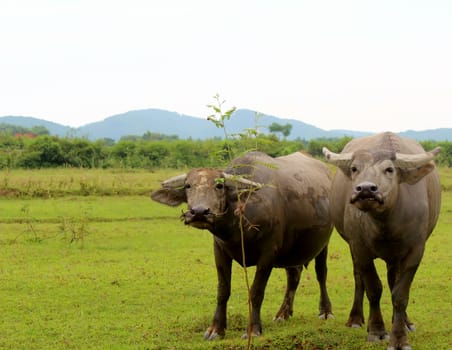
[{"xmin": 0, "ymin": 168, "xmax": 450, "ymax": 350}]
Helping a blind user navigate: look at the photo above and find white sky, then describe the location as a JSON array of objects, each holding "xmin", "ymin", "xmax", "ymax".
[{"xmin": 1, "ymin": 0, "xmax": 451, "ymax": 132}]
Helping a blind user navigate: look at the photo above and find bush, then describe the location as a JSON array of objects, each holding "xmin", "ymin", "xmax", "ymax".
[{"xmin": 0, "ymin": 133, "xmax": 450, "ymax": 170}]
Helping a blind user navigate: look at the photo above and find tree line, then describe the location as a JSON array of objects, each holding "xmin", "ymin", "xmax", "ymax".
[{"xmin": 0, "ymin": 124, "xmax": 451, "ymax": 169}]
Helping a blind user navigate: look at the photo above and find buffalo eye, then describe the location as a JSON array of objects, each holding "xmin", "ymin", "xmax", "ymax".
[
  {"xmin": 184, "ymin": 183, "xmax": 191, "ymax": 190},
  {"xmin": 350, "ymin": 166, "xmax": 358, "ymax": 174},
  {"xmin": 215, "ymin": 183, "xmax": 224, "ymax": 190},
  {"xmin": 385, "ymin": 167, "xmax": 394, "ymax": 174}
]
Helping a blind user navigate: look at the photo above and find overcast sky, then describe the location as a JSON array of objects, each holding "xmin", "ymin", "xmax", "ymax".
[{"xmin": 1, "ymin": 0, "xmax": 451, "ymax": 132}]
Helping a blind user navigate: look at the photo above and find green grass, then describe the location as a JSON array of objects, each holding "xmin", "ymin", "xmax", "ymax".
[
  {"xmin": 0, "ymin": 168, "xmax": 450, "ymax": 349},
  {"xmin": 0, "ymin": 168, "xmax": 184, "ymax": 197}
]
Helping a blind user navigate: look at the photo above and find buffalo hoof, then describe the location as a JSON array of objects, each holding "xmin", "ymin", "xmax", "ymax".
[
  {"xmin": 273, "ymin": 305, "xmax": 293, "ymax": 321},
  {"xmin": 273, "ymin": 315, "xmax": 287, "ymax": 322},
  {"xmin": 241, "ymin": 323, "xmax": 262, "ymax": 339},
  {"xmin": 346, "ymin": 315, "xmax": 365, "ymax": 328},
  {"xmin": 387, "ymin": 335, "xmax": 412, "ymax": 350},
  {"xmin": 319, "ymin": 312, "xmax": 334, "ymax": 320},
  {"xmin": 405, "ymin": 323, "xmax": 416, "ymax": 332},
  {"xmin": 367, "ymin": 332, "xmax": 389, "ymax": 342},
  {"xmin": 387, "ymin": 346, "xmax": 411, "ymax": 350},
  {"xmin": 204, "ymin": 328, "xmax": 224, "ymax": 341},
  {"xmin": 241, "ymin": 330, "xmax": 261, "ymax": 339}
]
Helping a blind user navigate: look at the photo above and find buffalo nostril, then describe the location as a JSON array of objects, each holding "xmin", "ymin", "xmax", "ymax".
[
  {"xmin": 355, "ymin": 182, "xmax": 378, "ymax": 193},
  {"xmin": 190, "ymin": 206, "xmax": 210, "ymax": 215}
]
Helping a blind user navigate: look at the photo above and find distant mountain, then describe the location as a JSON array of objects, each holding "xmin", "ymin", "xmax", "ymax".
[
  {"xmin": 0, "ymin": 116, "xmax": 74, "ymax": 136},
  {"xmin": 77, "ymin": 109, "xmax": 217, "ymax": 140},
  {"xmin": 75, "ymin": 108, "xmax": 372, "ymax": 140},
  {"xmin": 1, "ymin": 109, "xmax": 450, "ymax": 141},
  {"xmin": 399, "ymin": 129, "xmax": 452, "ymax": 142}
]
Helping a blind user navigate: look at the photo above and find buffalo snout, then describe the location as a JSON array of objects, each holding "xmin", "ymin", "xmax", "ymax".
[
  {"xmin": 182, "ymin": 205, "xmax": 216, "ymax": 229},
  {"xmin": 190, "ymin": 205, "xmax": 211, "ymax": 218},
  {"xmin": 355, "ymin": 181, "xmax": 378, "ymax": 195},
  {"xmin": 350, "ymin": 181, "xmax": 384, "ymax": 209}
]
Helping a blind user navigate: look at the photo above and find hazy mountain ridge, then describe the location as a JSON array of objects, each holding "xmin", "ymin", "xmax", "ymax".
[
  {"xmin": 1, "ymin": 109, "xmax": 450, "ymax": 141},
  {"xmin": 0, "ymin": 116, "xmax": 74, "ymax": 136}
]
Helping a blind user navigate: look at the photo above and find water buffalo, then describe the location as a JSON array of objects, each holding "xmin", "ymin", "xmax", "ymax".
[
  {"xmin": 151, "ymin": 151, "xmax": 334, "ymax": 339},
  {"xmin": 323, "ymin": 132, "xmax": 441, "ymax": 350}
]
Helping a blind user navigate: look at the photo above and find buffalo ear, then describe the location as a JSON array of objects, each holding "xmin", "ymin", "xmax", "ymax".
[
  {"xmin": 151, "ymin": 188, "xmax": 186, "ymax": 206},
  {"xmin": 398, "ymin": 162, "xmax": 436, "ymax": 185}
]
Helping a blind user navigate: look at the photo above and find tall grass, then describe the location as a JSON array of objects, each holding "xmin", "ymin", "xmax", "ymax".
[
  {"xmin": 0, "ymin": 168, "xmax": 183, "ymax": 198},
  {"xmin": 0, "ymin": 168, "xmax": 450, "ymax": 349}
]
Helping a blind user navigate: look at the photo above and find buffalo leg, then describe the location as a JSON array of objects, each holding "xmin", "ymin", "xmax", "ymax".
[
  {"xmin": 315, "ymin": 246, "xmax": 333, "ymax": 319},
  {"xmin": 242, "ymin": 264, "xmax": 273, "ymax": 338},
  {"xmin": 388, "ymin": 252, "xmax": 422, "ymax": 350},
  {"xmin": 204, "ymin": 242, "xmax": 232, "ymax": 340},
  {"xmin": 346, "ymin": 249, "xmax": 365, "ymax": 328},
  {"xmin": 387, "ymin": 262, "xmax": 415, "ymax": 332},
  {"xmin": 274, "ymin": 266, "xmax": 302, "ymax": 321},
  {"xmin": 358, "ymin": 259, "xmax": 388, "ymax": 342}
]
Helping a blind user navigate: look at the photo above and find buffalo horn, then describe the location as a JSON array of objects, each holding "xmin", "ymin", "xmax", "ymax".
[
  {"xmin": 322, "ymin": 147, "xmax": 353, "ymax": 167},
  {"xmin": 162, "ymin": 174, "xmax": 187, "ymax": 188},
  {"xmin": 223, "ymin": 173, "xmax": 263, "ymax": 189},
  {"xmin": 394, "ymin": 147, "xmax": 441, "ymax": 168}
]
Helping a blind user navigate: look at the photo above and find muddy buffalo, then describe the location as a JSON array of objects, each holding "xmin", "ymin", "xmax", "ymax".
[
  {"xmin": 151, "ymin": 151, "xmax": 334, "ymax": 339},
  {"xmin": 323, "ymin": 132, "xmax": 441, "ymax": 350}
]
